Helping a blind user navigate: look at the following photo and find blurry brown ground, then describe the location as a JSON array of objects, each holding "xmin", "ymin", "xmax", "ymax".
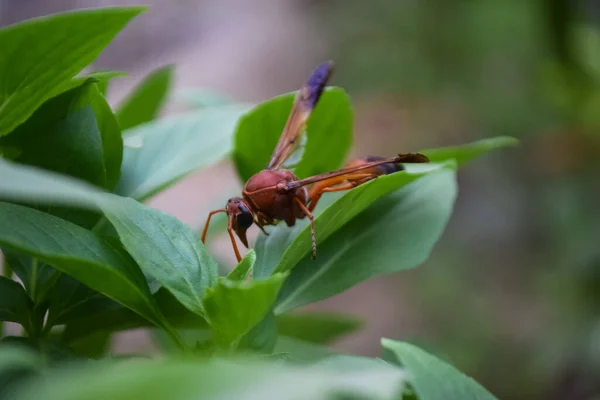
[{"xmin": 2, "ymin": 1, "xmax": 600, "ymax": 399}]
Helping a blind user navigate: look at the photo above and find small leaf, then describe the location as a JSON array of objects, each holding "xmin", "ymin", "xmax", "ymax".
[
  {"xmin": 238, "ymin": 311, "xmax": 278, "ymax": 353},
  {"xmin": 89, "ymin": 84, "xmax": 123, "ymax": 190},
  {"xmin": 0, "ymin": 7, "xmax": 145, "ymax": 136},
  {"xmin": 115, "ymin": 105, "xmax": 250, "ymax": 201},
  {"xmin": 0, "ymin": 277, "xmax": 32, "ymax": 327},
  {"xmin": 277, "ymin": 312, "xmax": 363, "ymax": 344},
  {"xmin": 227, "ymin": 249, "xmax": 256, "ymax": 281},
  {"xmin": 203, "ymin": 273, "xmax": 287, "ymax": 347},
  {"xmin": 116, "ymin": 65, "xmax": 173, "ymax": 131},
  {"xmin": 382, "ymin": 339, "xmax": 498, "ymax": 400},
  {"xmin": 62, "ymin": 289, "xmax": 208, "ymax": 344},
  {"xmin": 100, "ymin": 196, "xmax": 219, "ymax": 317},
  {"xmin": 275, "ymin": 165, "xmax": 457, "ymax": 312},
  {"xmin": 3, "ymin": 250, "xmax": 59, "ymax": 303},
  {"xmin": 0, "ymin": 202, "xmax": 163, "ymax": 328},
  {"xmin": 45, "ymin": 274, "xmax": 106, "ymax": 328},
  {"xmin": 233, "ymin": 88, "xmax": 352, "ymax": 182},
  {"xmin": 50, "ymin": 71, "xmax": 126, "ymax": 101},
  {"xmin": 421, "ymin": 136, "xmax": 519, "ymax": 166}
]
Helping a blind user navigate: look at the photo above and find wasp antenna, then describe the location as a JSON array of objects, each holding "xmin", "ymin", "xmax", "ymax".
[{"xmin": 303, "ymin": 60, "xmax": 335, "ymax": 109}]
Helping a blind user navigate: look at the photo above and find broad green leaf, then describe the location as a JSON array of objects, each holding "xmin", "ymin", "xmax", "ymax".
[
  {"xmin": 203, "ymin": 273, "xmax": 287, "ymax": 347},
  {"xmin": 233, "ymin": 88, "xmax": 352, "ymax": 182},
  {"xmin": 12, "ymin": 354, "xmax": 406, "ymax": 400},
  {"xmin": 227, "ymin": 249, "xmax": 256, "ymax": 281},
  {"xmin": 421, "ymin": 136, "xmax": 519, "ymax": 166},
  {"xmin": 115, "ymin": 105, "xmax": 250, "ymax": 200},
  {"xmin": 0, "ymin": 7, "xmax": 145, "ymax": 136},
  {"xmin": 275, "ymin": 166, "xmax": 457, "ymax": 312},
  {"xmin": 100, "ymin": 197, "xmax": 219, "ymax": 316},
  {"xmin": 0, "ymin": 158, "xmax": 218, "ymax": 319},
  {"xmin": 0, "ymin": 202, "xmax": 163, "ymax": 328},
  {"xmin": 382, "ymin": 339, "xmax": 498, "ymax": 400},
  {"xmin": 277, "ymin": 311, "xmax": 363, "ymax": 344},
  {"xmin": 62, "ymin": 289, "xmax": 208, "ymax": 343},
  {"xmin": 0, "ymin": 277, "xmax": 31, "ymax": 327},
  {"xmin": 0, "ymin": 158, "xmax": 102, "ymax": 210},
  {"xmin": 116, "ymin": 65, "xmax": 173, "ymax": 131},
  {"xmin": 0, "ymin": 83, "xmax": 108, "ymax": 189},
  {"xmin": 0, "ymin": 83, "xmax": 122, "ymax": 226},
  {"xmin": 254, "ymin": 162, "xmax": 453, "ymax": 279}
]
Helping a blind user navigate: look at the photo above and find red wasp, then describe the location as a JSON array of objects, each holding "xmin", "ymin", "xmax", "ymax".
[{"xmin": 201, "ymin": 61, "xmax": 429, "ymax": 262}]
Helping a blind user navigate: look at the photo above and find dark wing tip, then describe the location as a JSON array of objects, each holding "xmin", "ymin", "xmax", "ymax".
[
  {"xmin": 303, "ymin": 60, "xmax": 335, "ymax": 109},
  {"xmin": 395, "ymin": 153, "xmax": 430, "ymax": 163}
]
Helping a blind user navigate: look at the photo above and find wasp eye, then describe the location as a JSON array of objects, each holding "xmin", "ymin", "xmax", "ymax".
[{"xmin": 236, "ymin": 203, "xmax": 254, "ymax": 229}]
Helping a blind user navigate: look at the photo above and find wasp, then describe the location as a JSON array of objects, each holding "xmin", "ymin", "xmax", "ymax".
[{"xmin": 201, "ymin": 61, "xmax": 429, "ymax": 262}]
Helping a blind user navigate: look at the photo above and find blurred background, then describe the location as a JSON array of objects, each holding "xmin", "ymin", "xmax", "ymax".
[{"xmin": 2, "ymin": 1, "xmax": 600, "ymax": 399}]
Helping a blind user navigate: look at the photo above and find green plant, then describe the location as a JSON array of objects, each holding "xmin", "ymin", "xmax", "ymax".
[{"xmin": 0, "ymin": 7, "xmax": 517, "ymax": 399}]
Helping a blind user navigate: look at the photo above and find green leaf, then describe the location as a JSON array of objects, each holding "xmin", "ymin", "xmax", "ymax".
[
  {"xmin": 50, "ymin": 71, "xmax": 126, "ymax": 101},
  {"xmin": 254, "ymin": 163, "xmax": 454, "ymax": 280},
  {"xmin": 275, "ymin": 165, "xmax": 457, "ymax": 312},
  {"xmin": 0, "ymin": 202, "xmax": 163, "ymax": 328},
  {"xmin": 62, "ymin": 289, "xmax": 208, "ymax": 344},
  {"xmin": 12, "ymin": 355, "xmax": 406, "ymax": 400},
  {"xmin": 277, "ymin": 311, "xmax": 363, "ymax": 344},
  {"xmin": 203, "ymin": 273, "xmax": 287, "ymax": 347},
  {"xmin": 382, "ymin": 339, "xmax": 498, "ymax": 400},
  {"xmin": 237, "ymin": 311, "xmax": 278, "ymax": 353},
  {"xmin": 100, "ymin": 197, "xmax": 219, "ymax": 317},
  {"xmin": 233, "ymin": 88, "xmax": 352, "ymax": 182},
  {"xmin": 273, "ymin": 336, "xmax": 338, "ymax": 364},
  {"xmin": 45, "ymin": 274, "xmax": 106, "ymax": 328},
  {"xmin": 0, "ymin": 83, "xmax": 108, "ymax": 189},
  {"xmin": 0, "ymin": 158, "xmax": 219, "ymax": 320},
  {"xmin": 0, "ymin": 158, "xmax": 102, "ymax": 211},
  {"xmin": 0, "ymin": 344, "xmax": 42, "ymax": 398},
  {"xmin": 3, "ymin": 250, "xmax": 59, "ymax": 303},
  {"xmin": 89, "ymin": 84, "xmax": 123, "ymax": 190},
  {"xmin": 227, "ymin": 249, "xmax": 256, "ymax": 281},
  {"xmin": 115, "ymin": 105, "xmax": 250, "ymax": 200},
  {"xmin": 421, "ymin": 136, "xmax": 519, "ymax": 166},
  {"xmin": 116, "ymin": 65, "xmax": 173, "ymax": 131},
  {"xmin": 0, "ymin": 277, "xmax": 32, "ymax": 327},
  {"xmin": 0, "ymin": 7, "xmax": 145, "ymax": 137}
]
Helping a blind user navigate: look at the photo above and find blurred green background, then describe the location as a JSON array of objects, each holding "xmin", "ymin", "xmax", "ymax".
[{"xmin": 2, "ymin": 1, "xmax": 600, "ymax": 399}]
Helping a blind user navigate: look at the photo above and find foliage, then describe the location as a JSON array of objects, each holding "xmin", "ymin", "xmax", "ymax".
[{"xmin": 0, "ymin": 7, "xmax": 516, "ymax": 399}]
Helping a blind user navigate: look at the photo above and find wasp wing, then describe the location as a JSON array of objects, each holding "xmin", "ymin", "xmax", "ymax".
[
  {"xmin": 266, "ymin": 61, "xmax": 334, "ymax": 170},
  {"xmin": 285, "ymin": 153, "xmax": 430, "ymax": 190}
]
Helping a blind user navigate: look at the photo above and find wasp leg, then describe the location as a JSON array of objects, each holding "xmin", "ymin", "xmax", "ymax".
[
  {"xmin": 201, "ymin": 209, "xmax": 227, "ymax": 243},
  {"xmin": 294, "ymin": 198, "xmax": 317, "ymax": 259}
]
